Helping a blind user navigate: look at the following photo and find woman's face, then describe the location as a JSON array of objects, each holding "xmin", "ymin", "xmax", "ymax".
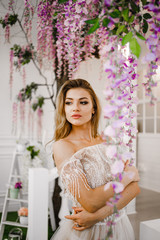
[{"xmin": 64, "ymin": 88, "xmax": 94, "ymax": 126}]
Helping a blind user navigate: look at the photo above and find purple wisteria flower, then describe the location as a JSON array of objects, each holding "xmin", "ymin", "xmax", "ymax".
[
  {"xmin": 104, "ymin": 181, "xmax": 124, "ymax": 194},
  {"xmin": 111, "ymin": 160, "xmax": 124, "ymax": 175},
  {"xmin": 105, "ymin": 145, "xmax": 117, "ymax": 158}
]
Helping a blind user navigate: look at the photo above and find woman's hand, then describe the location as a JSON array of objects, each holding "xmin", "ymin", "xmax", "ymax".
[
  {"xmin": 122, "ymin": 160, "xmax": 140, "ymax": 188},
  {"xmin": 65, "ymin": 207, "xmax": 97, "ymax": 231}
]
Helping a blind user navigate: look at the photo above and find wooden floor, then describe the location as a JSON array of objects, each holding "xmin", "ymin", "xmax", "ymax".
[{"xmin": 128, "ymin": 187, "xmax": 160, "ymax": 240}]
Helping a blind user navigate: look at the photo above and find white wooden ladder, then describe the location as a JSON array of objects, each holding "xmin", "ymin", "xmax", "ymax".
[{"xmin": 0, "ymin": 150, "xmax": 28, "ymax": 240}]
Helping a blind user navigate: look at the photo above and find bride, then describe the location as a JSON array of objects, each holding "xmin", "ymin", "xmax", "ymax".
[{"xmin": 51, "ymin": 79, "xmax": 140, "ymax": 240}]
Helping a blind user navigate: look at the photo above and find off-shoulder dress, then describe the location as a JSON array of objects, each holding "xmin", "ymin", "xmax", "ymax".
[{"xmin": 51, "ymin": 143, "xmax": 135, "ymax": 240}]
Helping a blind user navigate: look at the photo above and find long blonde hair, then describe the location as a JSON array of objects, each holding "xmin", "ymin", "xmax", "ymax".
[{"xmin": 53, "ymin": 79, "xmax": 101, "ymax": 141}]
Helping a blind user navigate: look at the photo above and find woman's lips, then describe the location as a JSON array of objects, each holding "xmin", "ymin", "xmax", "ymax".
[{"xmin": 72, "ymin": 114, "xmax": 82, "ymax": 119}]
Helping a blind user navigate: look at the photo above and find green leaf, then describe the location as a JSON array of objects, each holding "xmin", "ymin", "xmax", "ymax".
[
  {"xmin": 122, "ymin": 8, "xmax": 129, "ymax": 22},
  {"xmin": 86, "ymin": 19, "xmax": 99, "ymax": 35},
  {"xmin": 143, "ymin": 13, "xmax": 152, "ymax": 19},
  {"xmin": 143, "ymin": 19, "xmax": 148, "ymax": 33},
  {"xmin": 102, "ymin": 18, "xmax": 110, "ymax": 27},
  {"xmin": 32, "ymin": 103, "xmax": 38, "ymax": 111},
  {"xmin": 85, "ymin": 18, "xmax": 98, "ymax": 25},
  {"xmin": 27, "ymin": 145, "xmax": 40, "ymax": 159},
  {"xmin": 141, "ymin": 0, "xmax": 147, "ymax": 5},
  {"xmin": 116, "ymin": 25, "xmax": 125, "ymax": 35},
  {"xmin": 130, "ymin": 1, "xmax": 140, "ymax": 13},
  {"xmin": 136, "ymin": 32, "xmax": 146, "ymax": 40},
  {"xmin": 53, "ymin": 12, "xmax": 58, "ymax": 17},
  {"xmin": 138, "ymin": 15, "xmax": 142, "ymax": 22},
  {"xmin": 38, "ymin": 97, "xmax": 44, "ymax": 108},
  {"xmin": 27, "ymin": 146, "xmax": 34, "ymax": 152},
  {"xmin": 58, "ymin": 0, "xmax": 68, "ymax": 3},
  {"xmin": 128, "ymin": 15, "xmax": 134, "ymax": 23},
  {"xmin": 110, "ymin": 9, "xmax": 121, "ymax": 18},
  {"xmin": 122, "ymin": 32, "xmax": 133, "ymax": 46},
  {"xmin": 129, "ymin": 38, "xmax": 141, "ymax": 58}
]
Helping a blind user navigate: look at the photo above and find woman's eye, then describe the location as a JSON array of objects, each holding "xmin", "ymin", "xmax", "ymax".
[
  {"xmin": 65, "ymin": 102, "xmax": 72, "ymax": 105},
  {"xmin": 80, "ymin": 101, "xmax": 88, "ymax": 105}
]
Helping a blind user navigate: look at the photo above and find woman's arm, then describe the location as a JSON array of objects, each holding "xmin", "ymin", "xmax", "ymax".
[
  {"xmin": 70, "ymin": 164, "xmax": 139, "ymax": 213},
  {"xmin": 53, "ymin": 140, "xmax": 139, "ymax": 213},
  {"xmin": 65, "ymin": 182, "xmax": 140, "ymax": 230}
]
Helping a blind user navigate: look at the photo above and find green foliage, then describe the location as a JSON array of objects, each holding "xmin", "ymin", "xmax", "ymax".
[
  {"xmin": 0, "ymin": 14, "xmax": 18, "ymax": 28},
  {"xmin": 122, "ymin": 32, "xmax": 133, "ymax": 46},
  {"xmin": 129, "ymin": 37, "xmax": 141, "ymax": 58},
  {"xmin": 136, "ymin": 32, "xmax": 146, "ymax": 41},
  {"xmin": 85, "ymin": 17, "xmax": 100, "ymax": 39},
  {"xmin": 58, "ymin": 0, "xmax": 68, "ymax": 3},
  {"xmin": 85, "ymin": 18, "xmax": 99, "ymax": 24},
  {"xmin": 26, "ymin": 145, "xmax": 40, "ymax": 159},
  {"xmin": 130, "ymin": 1, "xmax": 140, "ymax": 13},
  {"xmin": 143, "ymin": 19, "xmax": 148, "ymax": 33},
  {"xmin": 141, "ymin": 0, "xmax": 147, "ymax": 5},
  {"xmin": 143, "ymin": 13, "xmax": 152, "ymax": 19},
  {"xmin": 102, "ymin": 18, "xmax": 110, "ymax": 27},
  {"xmin": 122, "ymin": 8, "xmax": 129, "ymax": 22},
  {"xmin": 128, "ymin": 15, "xmax": 134, "ymax": 23},
  {"xmin": 32, "ymin": 96, "xmax": 44, "ymax": 111},
  {"xmin": 18, "ymin": 82, "xmax": 38, "ymax": 102},
  {"xmin": 11, "ymin": 44, "xmax": 34, "ymax": 66},
  {"xmin": 116, "ymin": 25, "xmax": 125, "ymax": 35},
  {"xmin": 86, "ymin": 18, "xmax": 100, "ymax": 35},
  {"xmin": 110, "ymin": 9, "xmax": 121, "ymax": 18},
  {"xmin": 58, "ymin": 0, "xmax": 77, "ymax": 3}
]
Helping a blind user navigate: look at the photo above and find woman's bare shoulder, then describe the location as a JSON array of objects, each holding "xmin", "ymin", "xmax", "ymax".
[{"xmin": 52, "ymin": 139, "xmax": 76, "ymax": 167}]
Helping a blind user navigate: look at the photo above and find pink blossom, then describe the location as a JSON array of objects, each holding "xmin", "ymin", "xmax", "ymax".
[
  {"xmin": 112, "ymin": 182, "xmax": 124, "ymax": 194},
  {"xmin": 37, "ymin": 107, "xmax": 43, "ymax": 117},
  {"xmin": 104, "ymin": 0, "xmax": 113, "ymax": 7},
  {"xmin": 112, "ymin": 119, "xmax": 124, "ymax": 129},
  {"xmin": 105, "ymin": 145, "xmax": 117, "ymax": 158},
  {"xmin": 103, "ymin": 89, "xmax": 113, "ymax": 98},
  {"xmin": 104, "ymin": 61, "xmax": 116, "ymax": 73},
  {"xmin": 104, "ymin": 125, "xmax": 116, "ymax": 137},
  {"xmin": 145, "ymin": 52, "xmax": 157, "ymax": 62},
  {"xmin": 122, "ymin": 152, "xmax": 133, "ymax": 161},
  {"xmin": 112, "ymin": 99, "xmax": 125, "ymax": 107},
  {"xmin": 103, "ymin": 104, "xmax": 118, "ymax": 118},
  {"xmin": 105, "ymin": 182, "xmax": 124, "ymax": 194},
  {"xmin": 111, "ymin": 160, "xmax": 124, "ymax": 175}
]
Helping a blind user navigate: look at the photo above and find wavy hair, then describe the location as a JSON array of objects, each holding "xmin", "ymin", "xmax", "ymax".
[{"xmin": 53, "ymin": 79, "xmax": 101, "ymax": 141}]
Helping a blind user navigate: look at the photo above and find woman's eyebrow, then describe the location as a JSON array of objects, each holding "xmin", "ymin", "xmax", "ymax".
[{"xmin": 65, "ymin": 97, "xmax": 89, "ymax": 100}]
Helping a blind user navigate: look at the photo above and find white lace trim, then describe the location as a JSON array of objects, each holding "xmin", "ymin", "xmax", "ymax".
[{"xmin": 60, "ymin": 143, "xmax": 113, "ymax": 205}]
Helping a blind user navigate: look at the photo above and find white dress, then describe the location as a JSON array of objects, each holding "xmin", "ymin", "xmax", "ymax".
[{"xmin": 51, "ymin": 143, "xmax": 135, "ymax": 240}]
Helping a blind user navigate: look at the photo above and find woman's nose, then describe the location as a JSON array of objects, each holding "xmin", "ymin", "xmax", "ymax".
[{"xmin": 73, "ymin": 102, "xmax": 80, "ymax": 111}]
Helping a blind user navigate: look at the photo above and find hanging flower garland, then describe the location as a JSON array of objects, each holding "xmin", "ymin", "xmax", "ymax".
[
  {"xmin": 142, "ymin": 2, "xmax": 160, "ymax": 103},
  {"xmin": 9, "ymin": 49, "xmax": 14, "ymax": 99},
  {"xmin": 37, "ymin": 0, "xmax": 101, "ymax": 78}
]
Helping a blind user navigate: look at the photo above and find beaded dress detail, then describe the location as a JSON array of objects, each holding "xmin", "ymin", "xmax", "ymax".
[{"xmin": 51, "ymin": 143, "xmax": 135, "ymax": 240}]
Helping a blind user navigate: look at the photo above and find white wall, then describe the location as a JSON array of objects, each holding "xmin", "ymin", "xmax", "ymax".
[{"xmin": 137, "ymin": 134, "xmax": 160, "ymax": 192}]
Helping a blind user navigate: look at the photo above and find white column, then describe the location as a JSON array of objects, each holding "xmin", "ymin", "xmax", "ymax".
[{"xmin": 28, "ymin": 168, "xmax": 49, "ymax": 240}]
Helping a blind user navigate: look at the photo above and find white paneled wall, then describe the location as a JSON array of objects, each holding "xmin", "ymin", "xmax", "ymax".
[
  {"xmin": 137, "ymin": 133, "xmax": 160, "ymax": 192},
  {"xmin": 0, "ymin": 136, "xmax": 17, "ymax": 211}
]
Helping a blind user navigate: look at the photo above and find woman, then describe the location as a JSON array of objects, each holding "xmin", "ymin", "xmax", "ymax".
[{"xmin": 51, "ymin": 79, "xmax": 140, "ymax": 240}]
